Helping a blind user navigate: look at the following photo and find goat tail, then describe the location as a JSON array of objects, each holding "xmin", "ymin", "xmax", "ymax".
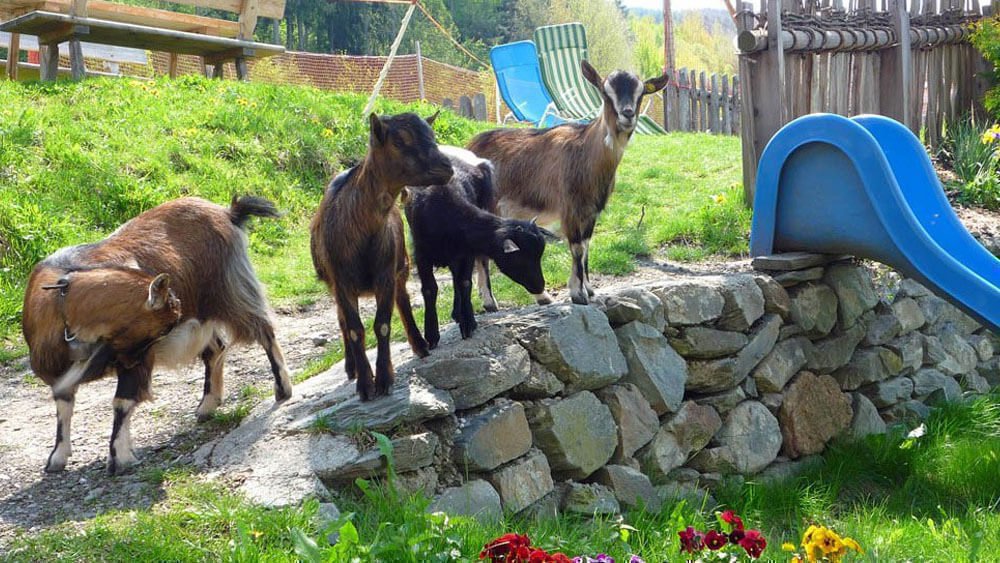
[{"xmin": 229, "ymin": 195, "xmax": 280, "ymax": 229}]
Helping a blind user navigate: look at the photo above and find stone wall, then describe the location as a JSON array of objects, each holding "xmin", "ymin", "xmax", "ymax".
[{"xmin": 197, "ymin": 253, "xmax": 999, "ymax": 519}]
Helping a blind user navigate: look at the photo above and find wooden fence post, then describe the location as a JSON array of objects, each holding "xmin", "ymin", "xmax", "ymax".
[
  {"xmin": 741, "ymin": 0, "xmax": 786, "ymax": 207},
  {"xmin": 678, "ymin": 68, "xmax": 690, "ymax": 132},
  {"xmin": 5, "ymin": 33, "xmax": 19, "ymax": 80},
  {"xmin": 879, "ymin": 0, "xmax": 911, "ymax": 127}
]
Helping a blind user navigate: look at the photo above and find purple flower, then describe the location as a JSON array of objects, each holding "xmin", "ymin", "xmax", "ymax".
[
  {"xmin": 628, "ymin": 556, "xmax": 645, "ymax": 563},
  {"xmin": 593, "ymin": 555, "xmax": 614, "ymax": 563}
]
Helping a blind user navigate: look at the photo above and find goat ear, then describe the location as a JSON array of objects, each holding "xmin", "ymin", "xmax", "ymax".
[
  {"xmin": 503, "ymin": 239, "xmax": 520, "ymax": 254},
  {"xmin": 643, "ymin": 72, "xmax": 670, "ymax": 95},
  {"xmin": 146, "ymin": 273, "xmax": 172, "ymax": 311},
  {"xmin": 581, "ymin": 60, "xmax": 603, "ymax": 90},
  {"xmin": 425, "ymin": 110, "xmax": 441, "ymax": 127},
  {"xmin": 539, "ymin": 227, "xmax": 560, "ymax": 242},
  {"xmin": 369, "ymin": 113, "xmax": 386, "ymax": 146}
]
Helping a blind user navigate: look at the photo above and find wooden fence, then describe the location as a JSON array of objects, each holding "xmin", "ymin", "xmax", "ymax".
[
  {"xmin": 662, "ymin": 68, "xmax": 741, "ymax": 134},
  {"xmin": 737, "ymin": 0, "xmax": 990, "ymax": 203}
]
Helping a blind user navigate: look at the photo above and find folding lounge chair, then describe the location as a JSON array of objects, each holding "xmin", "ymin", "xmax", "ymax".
[
  {"xmin": 490, "ymin": 40, "xmax": 566, "ymax": 128},
  {"xmin": 533, "ymin": 22, "xmax": 666, "ymax": 135}
]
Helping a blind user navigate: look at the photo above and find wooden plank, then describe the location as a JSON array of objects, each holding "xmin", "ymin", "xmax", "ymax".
[
  {"xmin": 699, "ymin": 71, "xmax": 707, "ymax": 131},
  {"xmin": 830, "ymin": 52, "xmax": 850, "ymax": 115},
  {"xmin": 688, "ymin": 69, "xmax": 697, "ymax": 130},
  {"xmin": 11, "ymin": 0, "xmax": 244, "ymax": 37},
  {"xmin": 68, "ymin": 36, "xmax": 83, "ymax": 78},
  {"xmin": 710, "ymin": 73, "xmax": 720, "ymax": 133},
  {"xmin": 797, "ymin": 53, "xmax": 812, "ymax": 118},
  {"xmin": 38, "ymin": 40, "xmax": 56, "ymax": 80},
  {"xmin": 911, "ymin": 48, "xmax": 926, "ymax": 132},
  {"xmin": 237, "ymin": 0, "xmax": 257, "ymax": 39},
  {"xmin": 5, "ymin": 30, "xmax": 17, "ymax": 79},
  {"xmin": 810, "ymin": 53, "xmax": 826, "ymax": 112},
  {"xmin": 168, "ymin": 51, "xmax": 178, "ymax": 77},
  {"xmin": 0, "ymin": 11, "xmax": 284, "ymax": 57},
  {"xmin": 722, "ymin": 74, "xmax": 732, "ymax": 135},
  {"xmin": 731, "ymin": 74, "xmax": 740, "ymax": 135},
  {"xmin": 162, "ymin": 0, "xmax": 284, "ymax": 19},
  {"xmin": 925, "ymin": 46, "xmax": 941, "ymax": 148},
  {"xmin": 69, "ymin": 0, "xmax": 85, "ymax": 16},
  {"xmin": 879, "ymin": 0, "xmax": 911, "ymax": 129},
  {"xmin": 1, "ymin": 30, "xmax": 147, "ymax": 62},
  {"xmin": 678, "ymin": 67, "xmax": 690, "ymax": 132}
]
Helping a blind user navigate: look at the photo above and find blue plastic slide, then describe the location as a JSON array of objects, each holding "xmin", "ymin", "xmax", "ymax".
[
  {"xmin": 490, "ymin": 40, "xmax": 565, "ymax": 128},
  {"xmin": 750, "ymin": 113, "xmax": 999, "ymax": 332}
]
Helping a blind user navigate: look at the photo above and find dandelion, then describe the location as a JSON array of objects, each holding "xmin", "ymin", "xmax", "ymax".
[
  {"xmin": 712, "ymin": 193, "xmax": 727, "ymax": 204},
  {"xmin": 322, "ymin": 128, "xmax": 334, "ymax": 138},
  {"xmin": 237, "ymin": 98, "xmax": 249, "ymax": 107}
]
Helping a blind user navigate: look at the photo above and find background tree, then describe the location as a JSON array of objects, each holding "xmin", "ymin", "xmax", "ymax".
[{"xmin": 546, "ymin": 0, "xmax": 635, "ymax": 74}]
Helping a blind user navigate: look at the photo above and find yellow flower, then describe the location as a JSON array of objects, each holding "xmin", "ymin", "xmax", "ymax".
[
  {"xmin": 322, "ymin": 128, "xmax": 334, "ymax": 138},
  {"xmin": 782, "ymin": 542, "xmax": 797, "ymax": 552},
  {"xmin": 983, "ymin": 124, "xmax": 1000, "ymax": 144},
  {"xmin": 237, "ymin": 98, "xmax": 249, "ymax": 106},
  {"xmin": 250, "ymin": 529, "xmax": 263, "ymax": 539},
  {"xmin": 712, "ymin": 193, "xmax": 726, "ymax": 204}
]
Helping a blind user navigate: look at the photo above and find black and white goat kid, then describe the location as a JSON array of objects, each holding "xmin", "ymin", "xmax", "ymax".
[{"xmin": 403, "ymin": 146, "xmax": 555, "ymax": 348}]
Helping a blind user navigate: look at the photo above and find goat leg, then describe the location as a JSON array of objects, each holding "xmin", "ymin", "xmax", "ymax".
[
  {"xmin": 260, "ymin": 324, "xmax": 293, "ymax": 402},
  {"xmin": 582, "ymin": 238, "xmax": 596, "ymax": 298},
  {"xmin": 108, "ymin": 364, "xmax": 147, "ymax": 475},
  {"xmin": 196, "ymin": 335, "xmax": 226, "ymax": 422},
  {"xmin": 335, "ymin": 289, "xmax": 374, "ymax": 400},
  {"xmin": 337, "ymin": 311, "xmax": 356, "ymax": 380},
  {"xmin": 475, "ymin": 257, "xmax": 499, "ymax": 313},
  {"xmin": 450, "ymin": 258, "xmax": 477, "ymax": 339},
  {"xmin": 45, "ymin": 388, "xmax": 77, "ymax": 473},
  {"xmin": 416, "ymin": 260, "xmax": 440, "ymax": 350},
  {"xmin": 372, "ymin": 276, "xmax": 396, "ymax": 399},
  {"xmin": 568, "ymin": 241, "xmax": 589, "ymax": 305}
]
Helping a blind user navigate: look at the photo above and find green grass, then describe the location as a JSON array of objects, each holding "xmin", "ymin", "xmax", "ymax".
[
  {"xmin": 0, "ymin": 77, "xmax": 744, "ymax": 358},
  {"xmin": 8, "ymin": 394, "xmax": 1000, "ymax": 561}
]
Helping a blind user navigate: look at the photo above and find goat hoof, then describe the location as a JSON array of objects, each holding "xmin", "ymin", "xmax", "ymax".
[
  {"xmin": 483, "ymin": 303, "xmax": 499, "ymax": 313},
  {"xmin": 570, "ymin": 293, "xmax": 589, "ymax": 305},
  {"xmin": 44, "ymin": 459, "xmax": 67, "ymax": 473},
  {"xmin": 107, "ymin": 454, "xmax": 138, "ymax": 476},
  {"xmin": 196, "ymin": 412, "xmax": 214, "ymax": 423},
  {"xmin": 274, "ymin": 382, "xmax": 293, "ymax": 403}
]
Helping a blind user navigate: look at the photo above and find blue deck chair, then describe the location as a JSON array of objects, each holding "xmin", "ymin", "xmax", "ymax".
[{"xmin": 490, "ymin": 40, "xmax": 566, "ymax": 128}]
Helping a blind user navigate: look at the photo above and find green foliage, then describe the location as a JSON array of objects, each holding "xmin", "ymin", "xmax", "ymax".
[
  {"xmin": 674, "ymin": 12, "xmax": 737, "ymax": 76},
  {"xmin": 940, "ymin": 120, "xmax": 1000, "ymax": 210},
  {"xmin": 0, "ymin": 77, "xmax": 489, "ymax": 349},
  {"xmin": 545, "ymin": 0, "xmax": 636, "ymax": 74}
]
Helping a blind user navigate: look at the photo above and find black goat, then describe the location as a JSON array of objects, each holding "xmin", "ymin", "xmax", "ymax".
[{"xmin": 403, "ymin": 146, "xmax": 554, "ymax": 348}]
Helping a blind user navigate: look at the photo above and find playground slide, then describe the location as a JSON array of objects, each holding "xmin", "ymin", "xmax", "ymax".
[{"xmin": 750, "ymin": 113, "xmax": 1000, "ymax": 332}]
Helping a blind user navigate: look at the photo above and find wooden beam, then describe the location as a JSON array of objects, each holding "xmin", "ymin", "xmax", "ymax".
[
  {"xmin": 5, "ymin": 31, "xmax": 19, "ymax": 79},
  {"xmin": 168, "ymin": 51, "xmax": 178, "ymax": 77},
  {"xmin": 238, "ymin": 0, "xmax": 258, "ymax": 40},
  {"xmin": 39, "ymin": 41, "xmax": 57, "ymax": 80},
  {"xmin": 879, "ymin": 0, "xmax": 912, "ymax": 129}
]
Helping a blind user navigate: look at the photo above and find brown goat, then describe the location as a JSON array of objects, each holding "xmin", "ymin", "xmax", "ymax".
[
  {"xmin": 310, "ymin": 112, "xmax": 453, "ymax": 401},
  {"xmin": 467, "ymin": 60, "xmax": 669, "ymax": 305},
  {"xmin": 22, "ymin": 196, "xmax": 293, "ymax": 474}
]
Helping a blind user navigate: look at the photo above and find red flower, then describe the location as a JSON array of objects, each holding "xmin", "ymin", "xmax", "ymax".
[
  {"xmin": 480, "ymin": 533, "xmax": 532, "ymax": 562},
  {"xmin": 678, "ymin": 526, "xmax": 704, "ymax": 553},
  {"xmin": 704, "ymin": 530, "xmax": 729, "ymax": 550},
  {"xmin": 729, "ymin": 528, "xmax": 745, "ymax": 544},
  {"xmin": 721, "ymin": 510, "xmax": 744, "ymax": 531},
  {"xmin": 547, "ymin": 553, "xmax": 574, "ymax": 563},
  {"xmin": 737, "ymin": 529, "xmax": 767, "ymax": 559}
]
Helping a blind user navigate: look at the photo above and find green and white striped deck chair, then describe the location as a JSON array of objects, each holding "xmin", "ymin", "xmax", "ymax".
[{"xmin": 533, "ymin": 22, "xmax": 666, "ymax": 135}]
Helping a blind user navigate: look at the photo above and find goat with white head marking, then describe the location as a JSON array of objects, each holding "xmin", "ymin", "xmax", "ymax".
[
  {"xmin": 22, "ymin": 196, "xmax": 293, "ymax": 475},
  {"xmin": 310, "ymin": 112, "xmax": 453, "ymax": 401},
  {"xmin": 403, "ymin": 145, "xmax": 556, "ymax": 347},
  {"xmin": 467, "ymin": 60, "xmax": 669, "ymax": 305}
]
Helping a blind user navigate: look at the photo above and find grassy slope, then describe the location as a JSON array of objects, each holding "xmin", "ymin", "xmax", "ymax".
[
  {"xmin": 0, "ymin": 77, "xmax": 746, "ymax": 358},
  {"xmin": 9, "ymin": 394, "xmax": 1000, "ymax": 561}
]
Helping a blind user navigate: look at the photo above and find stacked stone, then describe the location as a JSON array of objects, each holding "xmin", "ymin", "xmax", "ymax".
[{"xmin": 198, "ymin": 254, "xmax": 999, "ymax": 522}]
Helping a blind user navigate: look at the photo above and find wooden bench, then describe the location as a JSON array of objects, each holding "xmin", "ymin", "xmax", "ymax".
[{"xmin": 0, "ymin": 0, "xmax": 285, "ymax": 81}]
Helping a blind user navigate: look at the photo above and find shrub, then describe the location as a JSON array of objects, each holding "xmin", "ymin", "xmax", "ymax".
[{"xmin": 940, "ymin": 120, "xmax": 1000, "ymax": 210}]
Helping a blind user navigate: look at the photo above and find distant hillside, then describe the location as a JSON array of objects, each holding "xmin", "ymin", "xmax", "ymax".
[{"xmin": 628, "ymin": 7, "xmax": 736, "ymax": 35}]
